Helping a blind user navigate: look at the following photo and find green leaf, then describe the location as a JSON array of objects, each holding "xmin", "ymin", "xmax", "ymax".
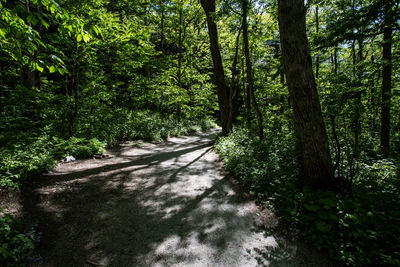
[
  {"xmin": 58, "ymin": 68, "xmax": 67, "ymax": 75},
  {"xmin": 92, "ymin": 25, "xmax": 100, "ymax": 35},
  {"xmin": 83, "ymin": 34, "xmax": 90, "ymax": 43},
  {"xmin": 36, "ymin": 64, "xmax": 44, "ymax": 72},
  {"xmin": 76, "ymin": 34, "xmax": 82, "ymax": 42},
  {"xmin": 39, "ymin": 16, "xmax": 49, "ymax": 29},
  {"xmin": 49, "ymin": 66, "xmax": 56, "ymax": 73}
]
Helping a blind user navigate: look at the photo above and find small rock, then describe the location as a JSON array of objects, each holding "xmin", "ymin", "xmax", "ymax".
[{"xmin": 64, "ymin": 156, "xmax": 76, "ymax": 162}]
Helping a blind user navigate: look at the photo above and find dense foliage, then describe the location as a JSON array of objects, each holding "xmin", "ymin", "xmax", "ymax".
[
  {"xmin": 0, "ymin": 0, "xmax": 218, "ymax": 190},
  {"xmin": 0, "ymin": 136, "xmax": 105, "ymax": 189},
  {"xmin": 1, "ymin": 0, "xmax": 399, "ymax": 265},
  {"xmin": 0, "ymin": 212, "xmax": 41, "ymax": 266},
  {"xmin": 215, "ymin": 127, "xmax": 400, "ymax": 265}
]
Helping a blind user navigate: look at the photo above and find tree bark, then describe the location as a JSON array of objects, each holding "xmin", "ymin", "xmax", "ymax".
[
  {"xmin": 334, "ymin": 47, "xmax": 338, "ymax": 73},
  {"xmin": 177, "ymin": 2, "xmax": 183, "ymax": 88},
  {"xmin": 177, "ymin": 1, "xmax": 184, "ymax": 121},
  {"xmin": 241, "ymin": 53, "xmax": 250, "ymax": 123},
  {"xmin": 278, "ymin": 0, "xmax": 335, "ymax": 190},
  {"xmin": 353, "ymin": 38, "xmax": 364, "ymax": 159},
  {"xmin": 200, "ymin": 0, "xmax": 232, "ymax": 134},
  {"xmin": 380, "ymin": 3, "xmax": 393, "ymax": 152},
  {"xmin": 315, "ymin": 6, "xmax": 319, "ymax": 79},
  {"xmin": 231, "ymin": 26, "xmax": 242, "ymax": 122},
  {"xmin": 160, "ymin": 1, "xmax": 165, "ymax": 52},
  {"xmin": 242, "ymin": 0, "xmax": 263, "ymax": 140}
]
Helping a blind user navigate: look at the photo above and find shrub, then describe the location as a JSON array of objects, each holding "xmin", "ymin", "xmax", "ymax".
[
  {"xmin": 0, "ymin": 109, "xmax": 214, "ymax": 191},
  {"xmin": 0, "ymin": 212, "xmax": 41, "ymax": 266},
  {"xmin": 214, "ymin": 126, "xmax": 400, "ymax": 266},
  {"xmin": 76, "ymin": 109, "xmax": 216, "ymax": 145},
  {"xmin": 0, "ymin": 136, "xmax": 57, "ymax": 190},
  {"xmin": 0, "ymin": 136, "xmax": 106, "ymax": 191}
]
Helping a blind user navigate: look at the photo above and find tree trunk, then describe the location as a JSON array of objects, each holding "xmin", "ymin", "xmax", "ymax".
[
  {"xmin": 315, "ymin": 6, "xmax": 319, "ymax": 79},
  {"xmin": 353, "ymin": 94, "xmax": 361, "ymax": 159},
  {"xmin": 242, "ymin": 0, "xmax": 263, "ymax": 140},
  {"xmin": 334, "ymin": 47, "xmax": 338, "ymax": 73},
  {"xmin": 160, "ymin": 1, "xmax": 165, "ymax": 52},
  {"xmin": 69, "ymin": 44, "xmax": 80, "ymax": 136},
  {"xmin": 200, "ymin": 0, "xmax": 232, "ymax": 134},
  {"xmin": 380, "ymin": 4, "xmax": 393, "ymax": 152},
  {"xmin": 177, "ymin": 2, "xmax": 183, "ymax": 88},
  {"xmin": 69, "ymin": 63, "xmax": 79, "ymax": 136},
  {"xmin": 22, "ymin": 66, "xmax": 35, "ymax": 89},
  {"xmin": 231, "ymin": 27, "xmax": 242, "ymax": 123},
  {"xmin": 243, "ymin": 55, "xmax": 250, "ymax": 123},
  {"xmin": 278, "ymin": 0, "xmax": 335, "ymax": 190},
  {"xmin": 241, "ymin": 53, "xmax": 250, "ymax": 123},
  {"xmin": 177, "ymin": 1, "xmax": 184, "ymax": 122}
]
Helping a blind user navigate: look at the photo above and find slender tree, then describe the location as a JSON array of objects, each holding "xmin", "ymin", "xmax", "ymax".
[
  {"xmin": 315, "ymin": 5, "xmax": 319, "ymax": 80},
  {"xmin": 200, "ymin": 0, "xmax": 232, "ymax": 134},
  {"xmin": 278, "ymin": 0, "xmax": 335, "ymax": 190},
  {"xmin": 380, "ymin": 2, "xmax": 393, "ymax": 152},
  {"xmin": 242, "ymin": 0, "xmax": 264, "ymax": 140},
  {"xmin": 230, "ymin": 26, "xmax": 242, "ymax": 122}
]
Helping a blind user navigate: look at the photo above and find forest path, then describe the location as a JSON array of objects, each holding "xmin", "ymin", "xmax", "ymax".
[{"xmin": 23, "ymin": 129, "xmax": 329, "ymax": 266}]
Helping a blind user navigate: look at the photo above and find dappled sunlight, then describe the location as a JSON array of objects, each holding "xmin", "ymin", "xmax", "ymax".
[{"xmin": 20, "ymin": 129, "xmax": 298, "ymax": 266}]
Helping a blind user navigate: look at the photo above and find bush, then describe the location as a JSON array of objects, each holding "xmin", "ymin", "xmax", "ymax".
[
  {"xmin": 0, "ymin": 136, "xmax": 57, "ymax": 190},
  {"xmin": 0, "ymin": 109, "xmax": 214, "ymax": 191},
  {"xmin": 0, "ymin": 136, "xmax": 106, "ymax": 191},
  {"xmin": 0, "ymin": 212, "xmax": 41, "ymax": 266},
  {"xmin": 214, "ymin": 126, "xmax": 400, "ymax": 266},
  {"xmin": 76, "ymin": 109, "xmax": 216, "ymax": 145},
  {"xmin": 52, "ymin": 137, "xmax": 105, "ymax": 159}
]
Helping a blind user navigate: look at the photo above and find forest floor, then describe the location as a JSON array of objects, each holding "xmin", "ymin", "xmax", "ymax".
[{"xmin": 5, "ymin": 129, "xmax": 335, "ymax": 266}]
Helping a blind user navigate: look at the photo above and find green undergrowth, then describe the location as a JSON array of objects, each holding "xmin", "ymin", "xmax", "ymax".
[
  {"xmin": 79, "ymin": 109, "xmax": 217, "ymax": 146},
  {"xmin": 215, "ymin": 127, "xmax": 400, "ymax": 266},
  {"xmin": 0, "ymin": 112, "xmax": 216, "ymax": 265},
  {"xmin": 0, "ymin": 136, "xmax": 106, "ymax": 191},
  {"xmin": 0, "ymin": 211, "xmax": 42, "ymax": 266},
  {"xmin": 0, "ymin": 111, "xmax": 216, "ymax": 191}
]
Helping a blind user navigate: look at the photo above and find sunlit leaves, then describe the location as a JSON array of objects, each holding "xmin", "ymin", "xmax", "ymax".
[
  {"xmin": 49, "ymin": 66, "xmax": 56, "ymax": 73},
  {"xmin": 0, "ymin": 0, "xmax": 94, "ymax": 73},
  {"xmin": 36, "ymin": 63, "xmax": 44, "ymax": 72}
]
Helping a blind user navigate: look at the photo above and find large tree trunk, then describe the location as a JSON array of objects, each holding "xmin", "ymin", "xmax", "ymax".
[
  {"xmin": 380, "ymin": 3, "xmax": 393, "ymax": 152},
  {"xmin": 242, "ymin": 0, "xmax": 263, "ymax": 140},
  {"xmin": 200, "ymin": 0, "xmax": 232, "ymax": 134},
  {"xmin": 278, "ymin": 0, "xmax": 335, "ymax": 190}
]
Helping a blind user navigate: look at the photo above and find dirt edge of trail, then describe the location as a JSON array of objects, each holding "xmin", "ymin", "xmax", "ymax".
[{"xmin": 3, "ymin": 129, "xmax": 339, "ymax": 266}]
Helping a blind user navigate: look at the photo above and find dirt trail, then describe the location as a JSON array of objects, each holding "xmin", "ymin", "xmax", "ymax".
[{"xmin": 22, "ymin": 129, "xmax": 332, "ymax": 266}]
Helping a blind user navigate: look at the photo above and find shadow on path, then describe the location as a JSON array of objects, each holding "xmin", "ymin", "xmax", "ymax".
[{"xmin": 21, "ymin": 129, "xmax": 335, "ymax": 266}]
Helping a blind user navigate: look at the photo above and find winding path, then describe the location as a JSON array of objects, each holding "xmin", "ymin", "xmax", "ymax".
[{"xmin": 23, "ymin": 129, "xmax": 330, "ymax": 266}]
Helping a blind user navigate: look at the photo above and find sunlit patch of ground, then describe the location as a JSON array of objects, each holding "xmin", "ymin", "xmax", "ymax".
[{"xmin": 21, "ymin": 129, "xmax": 334, "ymax": 266}]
